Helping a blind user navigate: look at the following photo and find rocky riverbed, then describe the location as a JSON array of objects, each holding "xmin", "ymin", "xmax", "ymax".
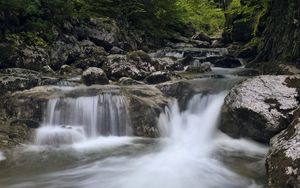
[{"xmin": 0, "ymin": 21, "xmax": 299, "ymax": 187}]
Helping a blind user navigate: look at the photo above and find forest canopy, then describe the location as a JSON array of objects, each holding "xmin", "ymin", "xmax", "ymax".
[{"xmin": 0, "ymin": 0, "xmax": 225, "ymax": 39}]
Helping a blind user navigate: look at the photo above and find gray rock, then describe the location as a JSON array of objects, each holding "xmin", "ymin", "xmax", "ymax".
[
  {"xmin": 82, "ymin": 67, "xmax": 109, "ymax": 86},
  {"xmin": 41, "ymin": 65, "xmax": 56, "ymax": 75},
  {"xmin": 220, "ymin": 76, "xmax": 300, "ymax": 143},
  {"xmin": 145, "ymin": 71, "xmax": 171, "ymax": 84},
  {"xmin": 186, "ymin": 63, "xmax": 212, "ymax": 73},
  {"xmin": 17, "ymin": 46, "xmax": 49, "ymax": 71},
  {"xmin": 153, "ymin": 57, "xmax": 183, "ymax": 71},
  {"xmin": 104, "ymin": 55, "xmax": 144, "ymax": 81},
  {"xmin": 118, "ymin": 77, "xmax": 144, "ymax": 86},
  {"xmin": 267, "ymin": 118, "xmax": 300, "ymax": 188}
]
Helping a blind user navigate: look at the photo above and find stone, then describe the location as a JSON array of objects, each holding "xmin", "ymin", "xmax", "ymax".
[
  {"xmin": 41, "ymin": 65, "xmax": 56, "ymax": 75},
  {"xmin": 220, "ymin": 76, "xmax": 300, "ymax": 143},
  {"xmin": 153, "ymin": 57, "xmax": 183, "ymax": 71},
  {"xmin": 266, "ymin": 118, "xmax": 300, "ymax": 188},
  {"xmin": 17, "ymin": 45, "xmax": 49, "ymax": 71},
  {"xmin": 82, "ymin": 67, "xmax": 109, "ymax": 86},
  {"xmin": 118, "ymin": 77, "xmax": 144, "ymax": 86},
  {"xmin": 186, "ymin": 63, "xmax": 212, "ymax": 73},
  {"xmin": 145, "ymin": 71, "xmax": 171, "ymax": 84},
  {"xmin": 110, "ymin": 46, "xmax": 125, "ymax": 54},
  {"xmin": 104, "ymin": 55, "xmax": 145, "ymax": 81},
  {"xmin": 192, "ymin": 32, "xmax": 212, "ymax": 44}
]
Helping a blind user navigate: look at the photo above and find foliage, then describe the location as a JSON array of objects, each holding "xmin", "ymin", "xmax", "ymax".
[{"xmin": 0, "ymin": 0, "xmax": 226, "ymax": 43}]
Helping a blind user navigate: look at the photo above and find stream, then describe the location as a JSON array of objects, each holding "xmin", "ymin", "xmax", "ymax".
[{"xmin": 0, "ymin": 48, "xmax": 268, "ymax": 188}]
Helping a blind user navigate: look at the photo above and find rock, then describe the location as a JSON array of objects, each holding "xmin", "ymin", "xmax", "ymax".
[
  {"xmin": 59, "ymin": 65, "xmax": 73, "ymax": 75},
  {"xmin": 82, "ymin": 67, "xmax": 109, "ymax": 86},
  {"xmin": 186, "ymin": 63, "xmax": 212, "ymax": 73},
  {"xmin": 41, "ymin": 65, "xmax": 56, "ymax": 75},
  {"xmin": 110, "ymin": 46, "xmax": 125, "ymax": 54},
  {"xmin": 126, "ymin": 50, "xmax": 153, "ymax": 72},
  {"xmin": 190, "ymin": 40, "xmax": 211, "ymax": 48},
  {"xmin": 0, "ymin": 120, "xmax": 33, "ymax": 149},
  {"xmin": 1, "ymin": 84, "xmax": 168, "ymax": 141},
  {"xmin": 118, "ymin": 77, "xmax": 144, "ymax": 86},
  {"xmin": 220, "ymin": 76, "xmax": 300, "ymax": 143},
  {"xmin": 192, "ymin": 32, "xmax": 212, "ymax": 44},
  {"xmin": 145, "ymin": 71, "xmax": 171, "ymax": 84},
  {"xmin": 157, "ymin": 81, "xmax": 196, "ymax": 110},
  {"xmin": 153, "ymin": 57, "xmax": 183, "ymax": 71},
  {"xmin": 213, "ymin": 57, "xmax": 242, "ymax": 68},
  {"xmin": 49, "ymin": 40, "xmax": 81, "ymax": 70},
  {"xmin": 104, "ymin": 55, "xmax": 144, "ymax": 81},
  {"xmin": 266, "ymin": 119, "xmax": 300, "ymax": 188},
  {"xmin": 17, "ymin": 46, "xmax": 49, "ymax": 71},
  {"xmin": 0, "ymin": 75, "xmax": 40, "ymax": 95}
]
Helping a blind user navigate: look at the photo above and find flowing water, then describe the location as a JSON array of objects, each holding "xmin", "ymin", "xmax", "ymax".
[{"xmin": 0, "ymin": 80, "xmax": 268, "ymax": 188}]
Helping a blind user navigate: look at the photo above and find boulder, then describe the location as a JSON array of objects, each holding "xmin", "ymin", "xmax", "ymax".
[
  {"xmin": 104, "ymin": 55, "xmax": 144, "ymax": 81},
  {"xmin": 213, "ymin": 57, "xmax": 242, "ymax": 68},
  {"xmin": 145, "ymin": 71, "xmax": 171, "ymax": 84},
  {"xmin": 220, "ymin": 76, "xmax": 300, "ymax": 143},
  {"xmin": 237, "ymin": 46, "xmax": 257, "ymax": 59},
  {"xmin": 186, "ymin": 63, "xmax": 212, "ymax": 73},
  {"xmin": 41, "ymin": 65, "xmax": 56, "ymax": 75},
  {"xmin": 266, "ymin": 118, "xmax": 300, "ymax": 188},
  {"xmin": 82, "ymin": 67, "xmax": 109, "ymax": 86},
  {"xmin": 17, "ymin": 45, "xmax": 49, "ymax": 71},
  {"xmin": 153, "ymin": 57, "xmax": 183, "ymax": 71},
  {"xmin": 192, "ymin": 32, "xmax": 212, "ymax": 44},
  {"xmin": 126, "ymin": 50, "xmax": 153, "ymax": 72}
]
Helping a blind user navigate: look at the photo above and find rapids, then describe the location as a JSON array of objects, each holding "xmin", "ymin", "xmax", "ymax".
[{"xmin": 0, "ymin": 88, "xmax": 268, "ymax": 188}]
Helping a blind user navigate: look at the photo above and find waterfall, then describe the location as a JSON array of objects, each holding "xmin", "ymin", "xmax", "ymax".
[{"xmin": 35, "ymin": 94, "xmax": 131, "ymax": 146}]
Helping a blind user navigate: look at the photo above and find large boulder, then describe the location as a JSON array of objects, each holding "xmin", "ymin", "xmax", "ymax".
[
  {"xmin": 266, "ymin": 118, "xmax": 300, "ymax": 188},
  {"xmin": 103, "ymin": 55, "xmax": 144, "ymax": 81},
  {"xmin": 82, "ymin": 67, "xmax": 109, "ymax": 86},
  {"xmin": 220, "ymin": 76, "xmax": 300, "ymax": 143}
]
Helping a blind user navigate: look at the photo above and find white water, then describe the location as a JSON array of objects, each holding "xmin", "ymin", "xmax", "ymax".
[
  {"xmin": 0, "ymin": 151, "xmax": 5, "ymax": 161},
  {"xmin": 0, "ymin": 92, "xmax": 268, "ymax": 188},
  {"xmin": 35, "ymin": 94, "xmax": 131, "ymax": 145}
]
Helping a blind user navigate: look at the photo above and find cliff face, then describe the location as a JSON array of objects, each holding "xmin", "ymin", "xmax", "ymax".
[{"xmin": 254, "ymin": 0, "xmax": 300, "ymax": 66}]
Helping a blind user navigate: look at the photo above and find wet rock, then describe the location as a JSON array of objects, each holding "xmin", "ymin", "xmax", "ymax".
[
  {"xmin": 126, "ymin": 85, "xmax": 168, "ymax": 137},
  {"xmin": 157, "ymin": 81, "xmax": 196, "ymax": 110},
  {"xmin": 145, "ymin": 71, "xmax": 171, "ymax": 84},
  {"xmin": 118, "ymin": 77, "xmax": 144, "ymax": 86},
  {"xmin": 82, "ymin": 67, "xmax": 109, "ymax": 86},
  {"xmin": 220, "ymin": 76, "xmax": 300, "ymax": 143},
  {"xmin": 126, "ymin": 50, "xmax": 153, "ymax": 72},
  {"xmin": 213, "ymin": 57, "xmax": 242, "ymax": 68},
  {"xmin": 186, "ymin": 63, "xmax": 212, "ymax": 73},
  {"xmin": 0, "ymin": 120, "xmax": 33, "ymax": 149},
  {"xmin": 266, "ymin": 118, "xmax": 300, "ymax": 188}
]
